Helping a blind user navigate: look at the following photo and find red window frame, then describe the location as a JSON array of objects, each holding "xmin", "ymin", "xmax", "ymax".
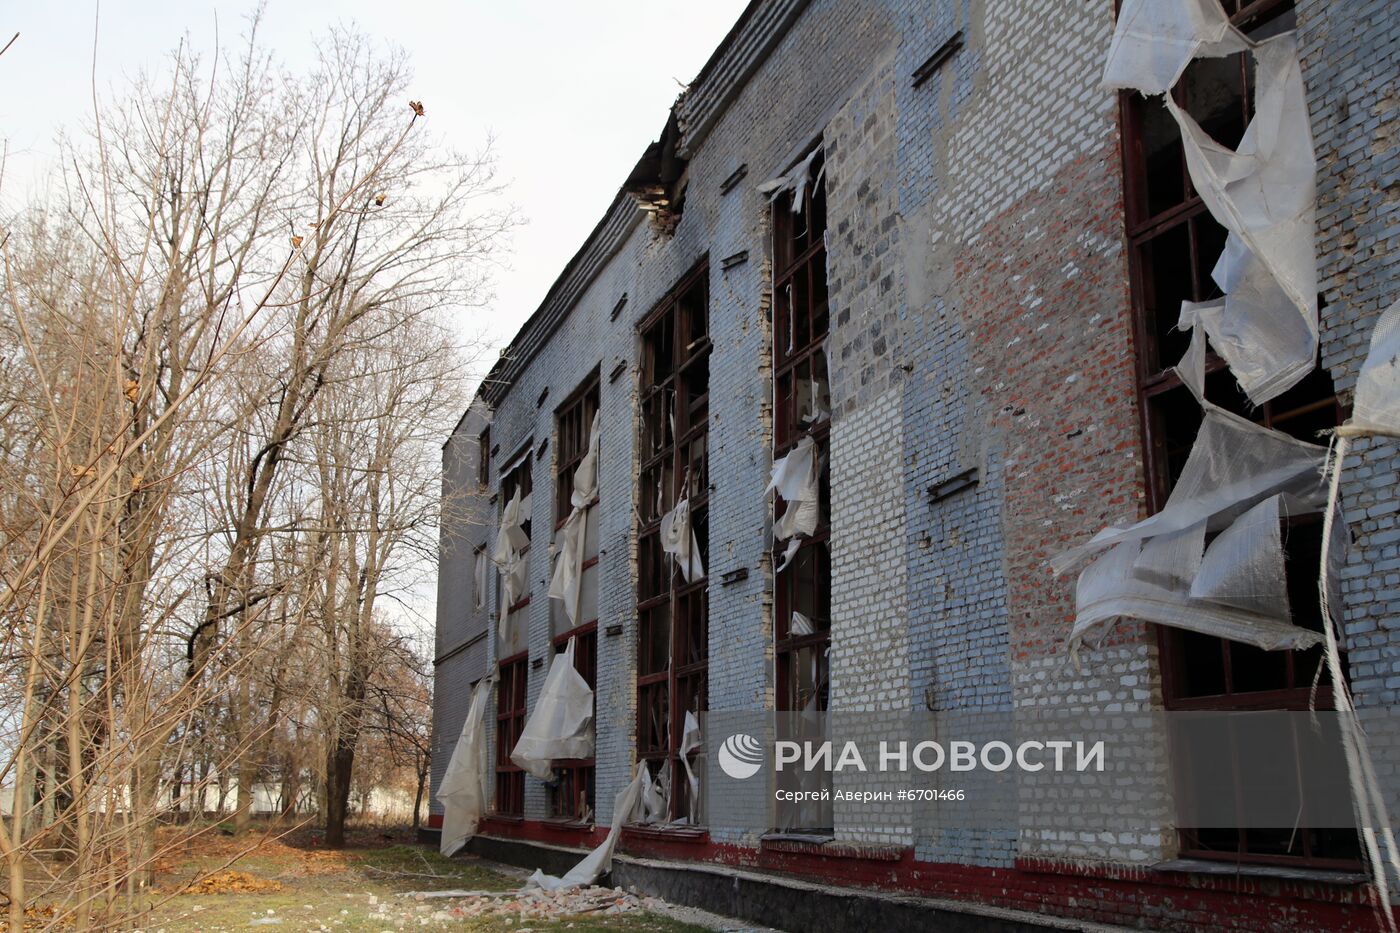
[
  {"xmin": 494, "ymin": 653, "xmax": 528, "ymax": 816},
  {"xmin": 1118, "ymin": 0, "xmax": 1358, "ymax": 868},
  {"xmin": 772, "ymin": 150, "xmax": 831, "ymax": 718},
  {"xmin": 635, "ymin": 263, "xmax": 710, "ymax": 824},
  {"xmin": 549, "ymin": 376, "xmax": 601, "ymax": 822}
]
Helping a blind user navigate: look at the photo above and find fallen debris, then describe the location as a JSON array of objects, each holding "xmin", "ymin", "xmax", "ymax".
[
  {"xmin": 181, "ymin": 869, "xmax": 284, "ymax": 895},
  {"xmin": 403, "ymin": 883, "xmax": 667, "ymax": 922}
]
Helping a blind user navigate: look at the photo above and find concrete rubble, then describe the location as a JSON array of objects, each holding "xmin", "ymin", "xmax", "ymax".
[{"xmin": 405, "ymin": 884, "xmax": 668, "ymax": 923}]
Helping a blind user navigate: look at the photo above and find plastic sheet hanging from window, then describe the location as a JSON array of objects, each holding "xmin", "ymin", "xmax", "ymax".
[
  {"xmin": 1056, "ymin": 332, "xmax": 1333, "ymax": 660},
  {"xmin": 473, "ymin": 548, "xmax": 488, "ymax": 611},
  {"xmin": 1104, "ymin": 1, "xmax": 1319, "ymax": 405},
  {"xmin": 757, "ymin": 148, "xmax": 821, "ymax": 214},
  {"xmin": 493, "ymin": 487, "xmax": 531, "ymax": 638},
  {"xmin": 436, "ymin": 680, "xmax": 491, "ymax": 857},
  {"xmin": 510, "ymin": 636, "xmax": 594, "ymax": 781},
  {"xmin": 1167, "ymin": 34, "xmax": 1318, "ymax": 404},
  {"xmin": 1101, "ymin": 0, "xmax": 1247, "ymax": 95},
  {"xmin": 1342, "ymin": 298, "xmax": 1400, "ymax": 439},
  {"xmin": 659, "ymin": 496, "xmax": 705, "ymax": 583},
  {"xmin": 550, "ymin": 413, "xmax": 601, "ymax": 626},
  {"xmin": 527, "ymin": 762, "xmax": 649, "ymax": 891},
  {"xmin": 768, "ymin": 436, "xmax": 822, "ymax": 573}
]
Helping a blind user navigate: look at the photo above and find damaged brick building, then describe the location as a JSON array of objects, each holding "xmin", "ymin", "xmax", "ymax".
[{"xmin": 431, "ymin": 0, "xmax": 1400, "ymax": 929}]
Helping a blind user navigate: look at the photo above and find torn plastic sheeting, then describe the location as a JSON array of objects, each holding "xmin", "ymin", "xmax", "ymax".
[
  {"xmin": 659, "ymin": 497, "xmax": 705, "ymax": 583},
  {"xmin": 528, "ymin": 762, "xmax": 649, "ymax": 892},
  {"xmin": 473, "ymin": 548, "xmax": 488, "ymax": 610},
  {"xmin": 1167, "ymin": 34, "xmax": 1318, "ymax": 404},
  {"xmin": 678, "ymin": 711, "xmax": 701, "ymax": 825},
  {"xmin": 768, "ymin": 438, "xmax": 822, "ymax": 571},
  {"xmin": 1101, "ymin": 0, "xmax": 1247, "ymax": 95},
  {"xmin": 510, "ymin": 637, "xmax": 594, "ymax": 781},
  {"xmin": 641, "ymin": 759, "xmax": 671, "ymax": 825},
  {"xmin": 1132, "ymin": 520, "xmax": 1206, "ymax": 590},
  {"xmin": 1343, "ymin": 298, "xmax": 1400, "ymax": 439},
  {"xmin": 1187, "ymin": 493, "xmax": 1290, "ymax": 619},
  {"xmin": 437, "ymin": 680, "xmax": 491, "ymax": 857},
  {"xmin": 497, "ymin": 551, "xmax": 528, "ymax": 640},
  {"xmin": 549, "ymin": 413, "xmax": 600, "ymax": 627},
  {"xmin": 790, "ymin": 611, "xmax": 814, "ymax": 637},
  {"xmin": 757, "ymin": 148, "xmax": 820, "ymax": 213},
  {"xmin": 1051, "ymin": 405, "xmax": 1328, "ymax": 575},
  {"xmin": 493, "ymin": 487, "xmax": 530, "ymax": 566},
  {"xmin": 1070, "ymin": 538, "xmax": 1322, "ymax": 660}
]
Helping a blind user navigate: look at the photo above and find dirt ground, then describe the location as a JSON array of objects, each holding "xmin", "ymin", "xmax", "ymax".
[{"xmin": 136, "ymin": 826, "xmax": 728, "ymax": 933}]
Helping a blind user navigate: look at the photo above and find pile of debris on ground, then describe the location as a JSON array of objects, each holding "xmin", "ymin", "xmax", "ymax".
[{"xmin": 406, "ymin": 883, "xmax": 667, "ymax": 922}]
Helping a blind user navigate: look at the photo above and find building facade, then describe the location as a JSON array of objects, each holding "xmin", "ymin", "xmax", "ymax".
[{"xmin": 432, "ymin": 0, "xmax": 1400, "ymax": 928}]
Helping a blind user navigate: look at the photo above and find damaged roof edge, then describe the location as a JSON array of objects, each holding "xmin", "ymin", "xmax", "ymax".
[
  {"xmin": 467, "ymin": 192, "xmax": 643, "ymax": 418},
  {"xmin": 449, "ymin": 0, "xmax": 812, "ymax": 440}
]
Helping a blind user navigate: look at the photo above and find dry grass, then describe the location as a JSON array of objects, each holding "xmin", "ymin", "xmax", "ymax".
[{"xmin": 133, "ymin": 824, "xmax": 710, "ymax": 933}]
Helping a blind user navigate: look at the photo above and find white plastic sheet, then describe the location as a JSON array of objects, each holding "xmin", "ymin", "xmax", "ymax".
[
  {"xmin": 641, "ymin": 759, "xmax": 671, "ymax": 825},
  {"xmin": 493, "ymin": 488, "xmax": 529, "ymax": 565},
  {"xmin": 1167, "ymin": 34, "xmax": 1318, "ymax": 404},
  {"xmin": 1070, "ymin": 534, "xmax": 1322, "ymax": 659},
  {"xmin": 678, "ymin": 711, "xmax": 702, "ymax": 825},
  {"xmin": 757, "ymin": 148, "xmax": 820, "ymax": 213},
  {"xmin": 1101, "ymin": 0, "xmax": 1246, "ymax": 95},
  {"xmin": 1058, "ymin": 336, "xmax": 1331, "ymax": 658},
  {"xmin": 1051, "ymin": 405, "xmax": 1328, "ymax": 575},
  {"xmin": 1188, "ymin": 494, "xmax": 1289, "ymax": 619},
  {"xmin": 768, "ymin": 437, "xmax": 822, "ymax": 571},
  {"xmin": 1345, "ymin": 299, "xmax": 1400, "ymax": 438},
  {"xmin": 493, "ymin": 487, "xmax": 532, "ymax": 637},
  {"xmin": 550, "ymin": 413, "xmax": 601, "ymax": 625},
  {"xmin": 437, "ymin": 680, "xmax": 490, "ymax": 857},
  {"xmin": 473, "ymin": 548, "xmax": 488, "ymax": 610},
  {"xmin": 659, "ymin": 497, "xmax": 705, "ymax": 583},
  {"xmin": 510, "ymin": 637, "xmax": 594, "ymax": 781},
  {"xmin": 528, "ymin": 763, "xmax": 649, "ymax": 891}
]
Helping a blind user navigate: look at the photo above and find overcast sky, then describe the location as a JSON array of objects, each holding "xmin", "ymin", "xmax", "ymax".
[
  {"xmin": 0, "ymin": 1, "xmax": 748, "ymax": 636},
  {"xmin": 1, "ymin": 0, "xmax": 748, "ymax": 371}
]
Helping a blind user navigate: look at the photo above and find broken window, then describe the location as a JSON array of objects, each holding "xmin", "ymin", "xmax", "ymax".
[
  {"xmin": 473, "ymin": 546, "xmax": 488, "ymax": 611},
  {"xmin": 636, "ymin": 263, "xmax": 710, "ymax": 824},
  {"xmin": 1120, "ymin": 0, "xmax": 1358, "ymax": 867},
  {"xmin": 770, "ymin": 150, "xmax": 833, "ymax": 833},
  {"xmin": 478, "ymin": 426, "xmax": 491, "ymax": 488},
  {"xmin": 494, "ymin": 653, "xmax": 528, "ymax": 817},
  {"xmin": 548, "ymin": 376, "xmax": 601, "ymax": 822},
  {"xmin": 496, "ymin": 451, "xmax": 533, "ymax": 656}
]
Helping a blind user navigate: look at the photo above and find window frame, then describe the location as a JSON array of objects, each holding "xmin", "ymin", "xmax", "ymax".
[
  {"xmin": 634, "ymin": 262, "xmax": 710, "ymax": 825},
  {"xmin": 1117, "ymin": 0, "xmax": 1358, "ymax": 869},
  {"xmin": 499, "ymin": 447, "xmax": 534, "ymax": 617},
  {"xmin": 494, "ymin": 652, "xmax": 528, "ymax": 817},
  {"xmin": 548, "ymin": 375, "xmax": 601, "ymax": 823},
  {"xmin": 771, "ymin": 151, "xmax": 832, "ymax": 719}
]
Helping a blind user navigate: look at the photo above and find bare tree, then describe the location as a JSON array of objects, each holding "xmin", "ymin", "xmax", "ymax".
[{"xmin": 0, "ymin": 17, "xmax": 507, "ymax": 928}]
